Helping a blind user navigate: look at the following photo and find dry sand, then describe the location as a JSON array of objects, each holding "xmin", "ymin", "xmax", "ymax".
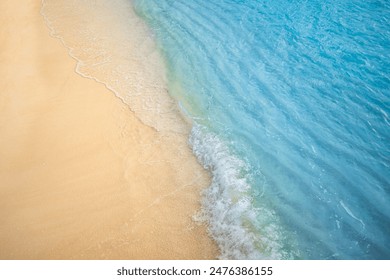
[{"xmin": 0, "ymin": 0, "xmax": 217, "ymax": 259}]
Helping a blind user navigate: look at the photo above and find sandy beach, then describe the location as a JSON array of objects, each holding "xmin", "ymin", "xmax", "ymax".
[{"xmin": 0, "ymin": 0, "xmax": 217, "ymax": 259}]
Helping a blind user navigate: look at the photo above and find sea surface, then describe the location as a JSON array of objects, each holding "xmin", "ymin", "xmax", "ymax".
[{"xmin": 133, "ymin": 0, "xmax": 390, "ymax": 259}]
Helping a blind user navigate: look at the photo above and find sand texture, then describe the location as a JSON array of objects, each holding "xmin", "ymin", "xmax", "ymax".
[{"xmin": 0, "ymin": 0, "xmax": 217, "ymax": 259}]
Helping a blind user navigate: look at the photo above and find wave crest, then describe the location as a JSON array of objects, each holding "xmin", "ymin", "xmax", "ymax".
[{"xmin": 190, "ymin": 125, "xmax": 295, "ymax": 259}]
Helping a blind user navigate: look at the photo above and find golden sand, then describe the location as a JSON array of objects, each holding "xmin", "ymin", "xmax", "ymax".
[{"xmin": 0, "ymin": 0, "xmax": 217, "ymax": 259}]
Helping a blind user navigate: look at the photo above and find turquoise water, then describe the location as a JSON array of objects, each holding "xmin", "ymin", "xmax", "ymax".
[{"xmin": 133, "ymin": 0, "xmax": 390, "ymax": 259}]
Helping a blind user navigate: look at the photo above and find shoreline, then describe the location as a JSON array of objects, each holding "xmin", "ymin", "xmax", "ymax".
[{"xmin": 0, "ymin": 0, "xmax": 217, "ymax": 259}]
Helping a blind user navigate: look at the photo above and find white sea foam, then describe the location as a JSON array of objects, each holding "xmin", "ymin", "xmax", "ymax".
[
  {"xmin": 340, "ymin": 200, "xmax": 366, "ymax": 230},
  {"xmin": 190, "ymin": 125, "xmax": 292, "ymax": 259}
]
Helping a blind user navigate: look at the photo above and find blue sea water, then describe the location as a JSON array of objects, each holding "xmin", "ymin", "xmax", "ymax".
[{"xmin": 133, "ymin": 0, "xmax": 390, "ymax": 259}]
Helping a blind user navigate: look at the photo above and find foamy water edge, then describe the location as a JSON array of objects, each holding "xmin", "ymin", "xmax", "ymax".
[{"xmin": 39, "ymin": 0, "xmax": 294, "ymax": 259}]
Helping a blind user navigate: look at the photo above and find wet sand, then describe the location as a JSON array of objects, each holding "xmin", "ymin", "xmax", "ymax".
[{"xmin": 0, "ymin": 0, "xmax": 217, "ymax": 259}]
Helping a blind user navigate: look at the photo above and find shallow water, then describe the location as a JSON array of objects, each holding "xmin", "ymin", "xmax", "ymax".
[{"xmin": 134, "ymin": 0, "xmax": 390, "ymax": 259}]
